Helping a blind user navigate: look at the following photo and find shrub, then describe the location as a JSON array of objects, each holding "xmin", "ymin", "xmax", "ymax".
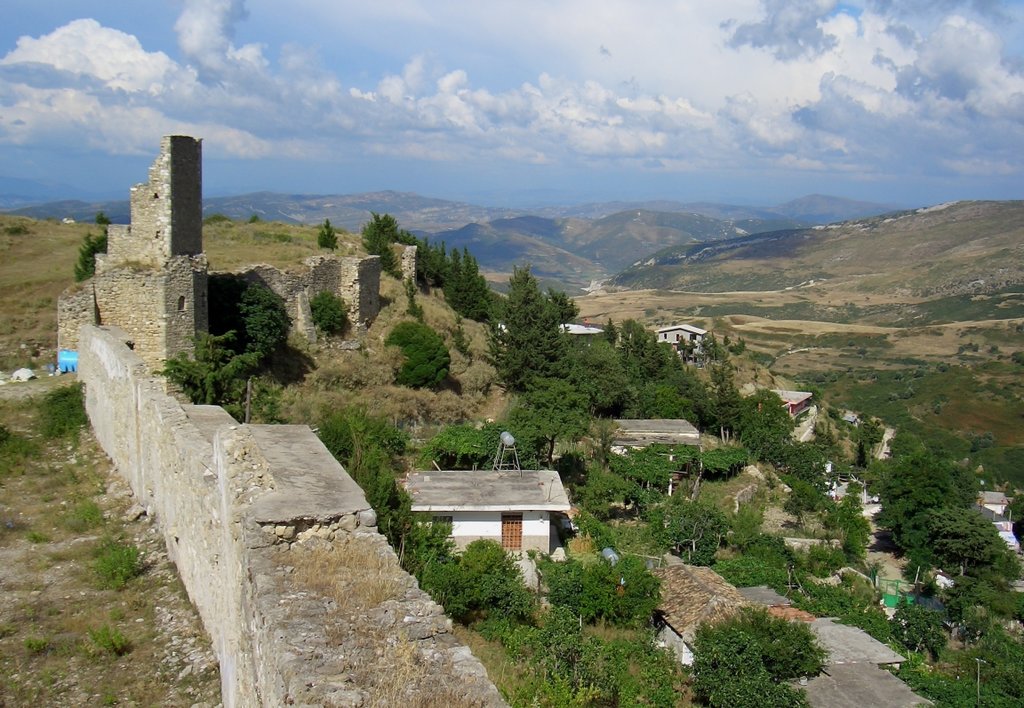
[
  {"xmin": 203, "ymin": 213, "xmax": 232, "ymax": 225},
  {"xmin": 39, "ymin": 383, "xmax": 88, "ymax": 439},
  {"xmin": 385, "ymin": 321, "xmax": 451, "ymax": 389},
  {"xmin": 64, "ymin": 500, "xmax": 104, "ymax": 532},
  {"xmin": 310, "ymin": 291, "xmax": 347, "ymax": 335},
  {"xmin": 4, "ymin": 223, "xmax": 29, "ymax": 235},
  {"xmin": 88, "ymin": 625, "xmax": 131, "ymax": 656},
  {"xmin": 317, "ymin": 218, "xmax": 337, "ymax": 249},
  {"xmin": 543, "ymin": 554, "xmax": 661, "ymax": 627},
  {"xmin": 892, "ymin": 599, "xmax": 946, "ymax": 658},
  {"xmin": 419, "ymin": 539, "xmax": 534, "ymax": 624},
  {"xmin": 93, "ymin": 539, "xmax": 143, "ymax": 589},
  {"xmin": 24, "ymin": 636, "xmax": 51, "ymax": 654},
  {"xmin": 73, "ymin": 231, "xmax": 108, "ymax": 281}
]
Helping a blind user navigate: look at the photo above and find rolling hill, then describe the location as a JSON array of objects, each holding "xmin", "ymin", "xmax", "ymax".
[{"xmin": 610, "ymin": 201, "xmax": 1024, "ymax": 300}]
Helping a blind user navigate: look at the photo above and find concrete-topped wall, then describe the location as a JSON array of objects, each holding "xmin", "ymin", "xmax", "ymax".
[{"xmin": 79, "ymin": 324, "xmax": 505, "ymax": 707}]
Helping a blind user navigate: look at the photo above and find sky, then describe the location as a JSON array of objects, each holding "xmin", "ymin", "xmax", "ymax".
[{"xmin": 1, "ymin": 0, "xmax": 1023, "ymax": 208}]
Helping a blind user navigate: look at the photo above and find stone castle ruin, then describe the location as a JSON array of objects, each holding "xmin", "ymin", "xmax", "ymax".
[
  {"xmin": 62, "ymin": 137, "xmax": 502, "ymax": 706},
  {"xmin": 58, "ymin": 135, "xmax": 392, "ymax": 371}
]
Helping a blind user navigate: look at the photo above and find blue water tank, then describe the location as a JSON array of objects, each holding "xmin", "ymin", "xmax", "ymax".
[{"xmin": 57, "ymin": 350, "xmax": 78, "ymax": 373}]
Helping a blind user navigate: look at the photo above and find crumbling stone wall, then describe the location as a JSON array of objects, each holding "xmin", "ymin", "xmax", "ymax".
[
  {"xmin": 79, "ymin": 324, "xmax": 504, "ymax": 707},
  {"xmin": 57, "ymin": 136, "xmax": 208, "ymax": 370},
  {"xmin": 401, "ymin": 244, "xmax": 418, "ymax": 282},
  {"xmin": 229, "ymin": 253, "xmax": 382, "ymax": 342}
]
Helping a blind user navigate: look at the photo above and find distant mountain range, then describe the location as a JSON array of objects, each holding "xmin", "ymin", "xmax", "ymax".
[{"xmin": 3, "ymin": 189, "xmax": 899, "ymax": 289}]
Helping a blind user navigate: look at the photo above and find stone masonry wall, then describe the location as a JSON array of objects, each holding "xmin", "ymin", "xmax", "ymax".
[
  {"xmin": 230, "ymin": 253, "xmax": 382, "ymax": 341},
  {"xmin": 56, "ymin": 284, "xmax": 97, "ymax": 352},
  {"xmin": 79, "ymin": 324, "xmax": 504, "ymax": 707}
]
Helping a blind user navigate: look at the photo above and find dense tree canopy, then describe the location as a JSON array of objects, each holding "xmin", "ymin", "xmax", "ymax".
[{"xmin": 488, "ymin": 266, "xmax": 568, "ymax": 392}]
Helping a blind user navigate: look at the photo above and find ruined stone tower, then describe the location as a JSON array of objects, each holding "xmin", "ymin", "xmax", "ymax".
[{"xmin": 58, "ymin": 136, "xmax": 209, "ymax": 371}]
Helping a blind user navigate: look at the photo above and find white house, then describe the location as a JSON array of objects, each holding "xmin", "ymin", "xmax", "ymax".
[
  {"xmin": 655, "ymin": 324, "xmax": 707, "ymax": 348},
  {"xmin": 404, "ymin": 469, "xmax": 571, "ymax": 554}
]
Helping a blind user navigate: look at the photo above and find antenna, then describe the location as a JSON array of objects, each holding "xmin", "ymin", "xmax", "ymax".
[{"xmin": 493, "ymin": 431, "xmax": 521, "ymax": 474}]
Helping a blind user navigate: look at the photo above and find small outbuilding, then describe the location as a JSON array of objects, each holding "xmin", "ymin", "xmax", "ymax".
[
  {"xmin": 772, "ymin": 389, "xmax": 814, "ymax": 417},
  {"xmin": 652, "ymin": 564, "xmax": 749, "ymax": 665},
  {"xmin": 612, "ymin": 419, "xmax": 701, "ymax": 449},
  {"xmin": 405, "ymin": 469, "xmax": 570, "ymax": 554}
]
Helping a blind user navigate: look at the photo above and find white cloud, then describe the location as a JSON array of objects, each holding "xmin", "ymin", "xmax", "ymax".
[{"xmin": 0, "ymin": 0, "xmax": 1022, "ymax": 199}]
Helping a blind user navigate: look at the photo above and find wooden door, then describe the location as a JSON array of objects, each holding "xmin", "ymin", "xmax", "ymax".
[{"xmin": 501, "ymin": 513, "xmax": 523, "ymax": 550}]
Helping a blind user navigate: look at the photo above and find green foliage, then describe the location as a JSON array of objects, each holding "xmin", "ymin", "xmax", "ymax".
[
  {"xmin": 316, "ymin": 218, "xmax": 337, "ymax": 249},
  {"xmin": 443, "ymin": 248, "xmax": 493, "ymax": 322},
  {"xmin": 163, "ymin": 332, "xmax": 260, "ymax": 419},
  {"xmin": 309, "ymin": 291, "xmax": 347, "ymax": 335},
  {"xmin": 39, "ymin": 382, "xmax": 88, "ymax": 439},
  {"xmin": 700, "ymin": 445, "xmax": 748, "ymax": 477},
  {"xmin": 203, "ymin": 213, "xmax": 232, "ymax": 225},
  {"xmin": 692, "ymin": 607, "xmax": 823, "ymax": 707},
  {"xmin": 238, "ymin": 283, "xmax": 290, "ymax": 359},
  {"xmin": 0, "ymin": 424, "xmax": 35, "ymax": 477},
  {"xmin": 542, "ymin": 554, "xmax": 661, "ymax": 627},
  {"xmin": 708, "ymin": 360, "xmax": 742, "ymax": 439},
  {"xmin": 738, "ymin": 389, "xmax": 794, "ymax": 459},
  {"xmin": 488, "ymin": 266, "xmax": 569, "ymax": 392},
  {"xmin": 93, "ymin": 539, "xmax": 143, "ymax": 590},
  {"xmin": 361, "ymin": 212, "xmax": 403, "ymax": 277},
  {"xmin": 824, "ymin": 492, "xmax": 871, "ymax": 561},
  {"xmin": 385, "ymin": 321, "xmax": 451, "ymax": 389},
  {"xmin": 207, "ymin": 276, "xmax": 290, "ymax": 360},
  {"xmin": 24, "ymin": 636, "xmax": 51, "ymax": 654},
  {"xmin": 508, "ymin": 377, "xmax": 590, "ymax": 464},
  {"xmin": 928, "ymin": 506, "xmax": 1019, "ymax": 578},
  {"xmin": 4, "ymin": 223, "xmax": 30, "ymax": 235},
  {"xmin": 64, "ymin": 499, "xmax": 104, "ymax": 532},
  {"xmin": 404, "ymin": 278, "xmax": 424, "ymax": 321},
  {"xmin": 420, "ymin": 540, "xmax": 535, "ymax": 624},
  {"xmin": 565, "ymin": 339, "xmax": 631, "ymax": 416},
  {"xmin": 876, "ymin": 451, "xmax": 976, "ymax": 560},
  {"xmin": 784, "ymin": 477, "xmax": 826, "ymax": 524},
  {"xmin": 651, "ymin": 498, "xmax": 729, "ymax": 565},
  {"xmin": 418, "ymin": 423, "xmax": 500, "ymax": 470},
  {"xmin": 73, "ymin": 231, "xmax": 108, "ymax": 281},
  {"xmin": 88, "ymin": 625, "xmax": 131, "ymax": 656},
  {"xmin": 892, "ymin": 599, "xmax": 946, "ymax": 658},
  {"xmin": 714, "ymin": 553, "xmax": 789, "ymax": 588}
]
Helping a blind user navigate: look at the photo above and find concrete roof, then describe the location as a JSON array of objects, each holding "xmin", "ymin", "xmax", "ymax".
[
  {"xmin": 810, "ymin": 618, "xmax": 906, "ymax": 665},
  {"xmin": 562, "ymin": 323, "xmax": 604, "ymax": 335},
  {"xmin": 979, "ymin": 490, "xmax": 1009, "ymax": 504},
  {"xmin": 405, "ymin": 469, "xmax": 570, "ymax": 512},
  {"xmin": 803, "ymin": 663, "xmax": 932, "ymax": 708},
  {"xmin": 737, "ymin": 585, "xmax": 793, "ymax": 607},
  {"xmin": 245, "ymin": 424, "xmax": 372, "ymax": 523},
  {"xmin": 656, "ymin": 324, "xmax": 707, "ymax": 336},
  {"xmin": 613, "ymin": 419, "xmax": 701, "ymax": 448}
]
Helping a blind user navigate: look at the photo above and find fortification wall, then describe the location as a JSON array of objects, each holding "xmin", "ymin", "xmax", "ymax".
[
  {"xmin": 79, "ymin": 324, "xmax": 504, "ymax": 707},
  {"xmin": 57, "ymin": 284, "xmax": 96, "ymax": 352}
]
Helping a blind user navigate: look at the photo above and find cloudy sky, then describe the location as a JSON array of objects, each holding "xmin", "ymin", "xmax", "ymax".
[{"xmin": 2, "ymin": 0, "xmax": 1023, "ymax": 207}]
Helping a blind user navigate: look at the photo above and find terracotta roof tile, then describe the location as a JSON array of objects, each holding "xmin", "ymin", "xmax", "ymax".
[{"xmin": 653, "ymin": 564, "xmax": 749, "ymax": 640}]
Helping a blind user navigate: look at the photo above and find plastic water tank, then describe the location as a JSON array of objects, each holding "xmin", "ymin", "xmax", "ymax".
[
  {"xmin": 601, "ymin": 547, "xmax": 620, "ymax": 566},
  {"xmin": 57, "ymin": 350, "xmax": 78, "ymax": 373}
]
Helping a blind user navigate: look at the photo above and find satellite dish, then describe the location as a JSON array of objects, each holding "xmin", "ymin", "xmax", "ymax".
[{"xmin": 500, "ymin": 431, "xmax": 516, "ymax": 446}]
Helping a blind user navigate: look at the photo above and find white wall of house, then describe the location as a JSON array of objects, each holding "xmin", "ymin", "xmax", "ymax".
[
  {"xmin": 445, "ymin": 510, "xmax": 553, "ymax": 553},
  {"xmin": 656, "ymin": 625, "xmax": 694, "ymax": 665}
]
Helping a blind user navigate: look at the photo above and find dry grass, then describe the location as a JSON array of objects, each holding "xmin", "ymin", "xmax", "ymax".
[
  {"xmin": 287, "ymin": 536, "xmax": 406, "ymax": 611},
  {"xmin": 0, "ymin": 395, "xmax": 220, "ymax": 706}
]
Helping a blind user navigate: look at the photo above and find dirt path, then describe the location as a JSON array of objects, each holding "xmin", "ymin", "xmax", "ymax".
[{"xmin": 0, "ymin": 373, "xmax": 76, "ymax": 401}]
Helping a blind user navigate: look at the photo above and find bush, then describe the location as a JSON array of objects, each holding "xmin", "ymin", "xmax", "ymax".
[
  {"xmin": 317, "ymin": 218, "xmax": 337, "ymax": 249},
  {"xmin": 94, "ymin": 539, "xmax": 143, "ymax": 589},
  {"xmin": 692, "ymin": 607, "xmax": 825, "ymax": 707},
  {"xmin": 39, "ymin": 383, "xmax": 88, "ymax": 439},
  {"xmin": 64, "ymin": 499, "xmax": 104, "ymax": 532},
  {"xmin": 419, "ymin": 539, "xmax": 534, "ymax": 624},
  {"xmin": 310, "ymin": 291, "xmax": 347, "ymax": 335},
  {"xmin": 543, "ymin": 554, "xmax": 661, "ymax": 627},
  {"xmin": 892, "ymin": 599, "xmax": 946, "ymax": 658},
  {"xmin": 73, "ymin": 231, "xmax": 108, "ymax": 281},
  {"xmin": 88, "ymin": 625, "xmax": 131, "ymax": 656},
  {"xmin": 385, "ymin": 321, "xmax": 451, "ymax": 389}
]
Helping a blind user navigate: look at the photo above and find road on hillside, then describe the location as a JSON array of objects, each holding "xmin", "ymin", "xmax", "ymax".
[{"xmin": 875, "ymin": 427, "xmax": 895, "ymax": 460}]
